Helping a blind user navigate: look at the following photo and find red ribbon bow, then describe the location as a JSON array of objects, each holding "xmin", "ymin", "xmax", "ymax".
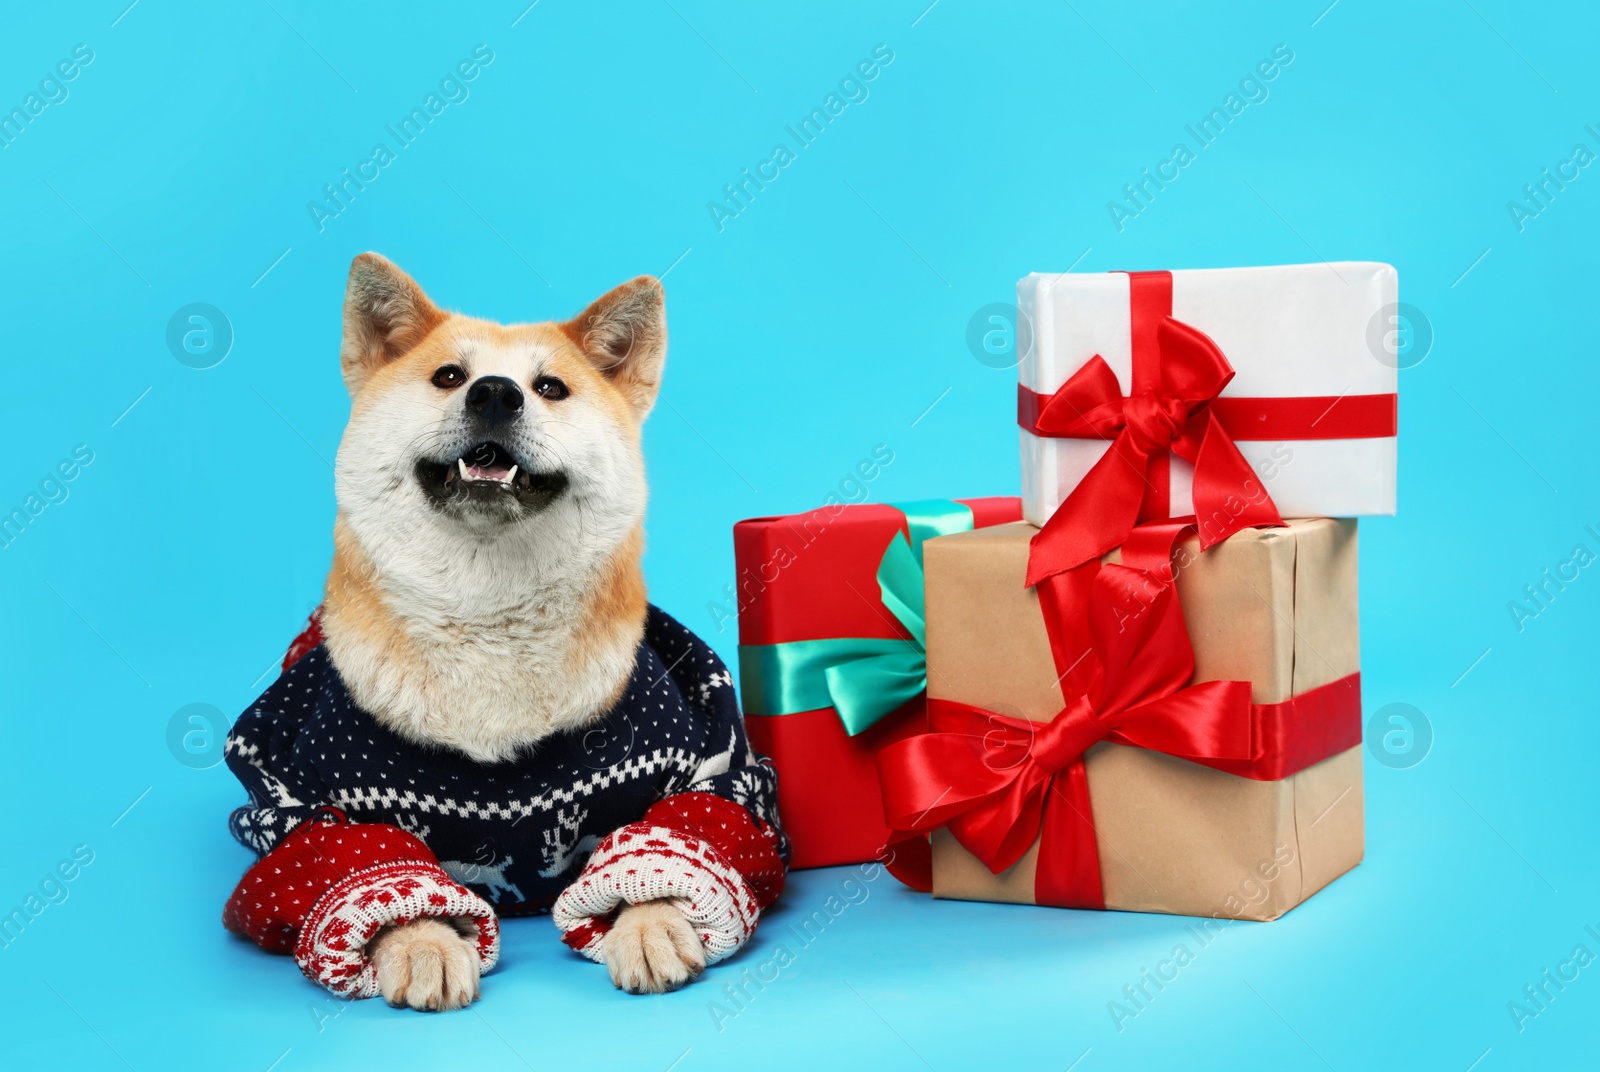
[
  {"xmin": 876, "ymin": 561, "xmax": 1255, "ymax": 908},
  {"xmin": 1020, "ymin": 286, "xmax": 1285, "ymax": 586}
]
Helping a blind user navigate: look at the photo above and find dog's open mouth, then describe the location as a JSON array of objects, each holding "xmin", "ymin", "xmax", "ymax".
[
  {"xmin": 455, "ymin": 441, "xmax": 520, "ymax": 485},
  {"xmin": 416, "ymin": 441, "xmax": 568, "ymax": 513}
]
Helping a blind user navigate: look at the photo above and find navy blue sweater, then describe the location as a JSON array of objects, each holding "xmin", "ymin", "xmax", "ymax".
[{"xmin": 225, "ymin": 606, "xmax": 787, "ymax": 915}]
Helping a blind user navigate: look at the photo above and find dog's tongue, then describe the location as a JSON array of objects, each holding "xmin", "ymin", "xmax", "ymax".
[{"xmin": 457, "ymin": 455, "xmax": 518, "ymax": 483}]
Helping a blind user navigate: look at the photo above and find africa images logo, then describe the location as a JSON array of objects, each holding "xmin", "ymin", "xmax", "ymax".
[
  {"xmin": 0, "ymin": 44, "xmax": 94, "ymax": 151},
  {"xmin": 1506, "ymin": 125, "xmax": 1600, "ymax": 233},
  {"xmin": 307, "ymin": 45, "xmax": 495, "ymax": 232},
  {"xmin": 706, "ymin": 45, "xmax": 895, "ymax": 232},
  {"xmin": 1106, "ymin": 44, "xmax": 1294, "ymax": 232}
]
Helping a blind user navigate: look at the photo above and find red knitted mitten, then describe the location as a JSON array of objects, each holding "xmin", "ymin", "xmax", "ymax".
[
  {"xmin": 552, "ymin": 792, "xmax": 785, "ymax": 964},
  {"xmin": 223, "ymin": 810, "xmax": 500, "ymax": 997}
]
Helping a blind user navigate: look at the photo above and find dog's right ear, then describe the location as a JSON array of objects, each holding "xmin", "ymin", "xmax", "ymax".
[{"xmin": 340, "ymin": 253, "xmax": 446, "ymax": 397}]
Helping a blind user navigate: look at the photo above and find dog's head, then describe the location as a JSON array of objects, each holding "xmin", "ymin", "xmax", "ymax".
[{"xmin": 333, "ymin": 253, "xmax": 664, "ymax": 572}]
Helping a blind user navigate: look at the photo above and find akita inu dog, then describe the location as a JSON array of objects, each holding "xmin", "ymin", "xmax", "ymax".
[{"xmin": 222, "ymin": 254, "xmax": 786, "ymax": 1010}]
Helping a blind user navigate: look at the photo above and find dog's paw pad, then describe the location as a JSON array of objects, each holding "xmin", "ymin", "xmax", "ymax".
[
  {"xmin": 603, "ymin": 901, "xmax": 706, "ymax": 994},
  {"xmin": 369, "ymin": 918, "xmax": 481, "ymax": 1011}
]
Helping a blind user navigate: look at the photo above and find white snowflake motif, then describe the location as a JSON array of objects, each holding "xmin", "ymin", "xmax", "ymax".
[
  {"xmin": 395, "ymin": 813, "xmax": 432, "ymax": 842},
  {"xmin": 698, "ymin": 669, "xmax": 733, "ymax": 704},
  {"xmin": 236, "ymin": 809, "xmax": 280, "ymax": 854}
]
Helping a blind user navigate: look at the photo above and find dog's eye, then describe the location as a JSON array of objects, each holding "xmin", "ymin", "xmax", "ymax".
[
  {"xmin": 534, "ymin": 376, "xmax": 569, "ymax": 401},
  {"xmin": 431, "ymin": 365, "xmax": 466, "ymax": 389}
]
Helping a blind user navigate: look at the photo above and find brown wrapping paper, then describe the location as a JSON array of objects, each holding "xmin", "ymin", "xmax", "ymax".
[{"xmin": 923, "ymin": 519, "xmax": 1364, "ymax": 921}]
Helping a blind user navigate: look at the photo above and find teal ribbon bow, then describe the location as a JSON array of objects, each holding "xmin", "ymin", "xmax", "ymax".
[{"xmin": 739, "ymin": 500, "xmax": 975, "ymax": 736}]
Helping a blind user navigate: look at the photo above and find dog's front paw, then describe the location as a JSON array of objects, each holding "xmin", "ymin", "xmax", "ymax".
[
  {"xmin": 603, "ymin": 901, "xmax": 706, "ymax": 994},
  {"xmin": 368, "ymin": 918, "xmax": 481, "ymax": 1011}
]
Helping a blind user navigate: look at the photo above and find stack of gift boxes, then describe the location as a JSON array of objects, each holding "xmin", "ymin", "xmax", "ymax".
[{"xmin": 734, "ymin": 262, "xmax": 1397, "ymax": 921}]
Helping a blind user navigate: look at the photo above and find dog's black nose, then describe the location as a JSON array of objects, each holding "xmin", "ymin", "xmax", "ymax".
[{"xmin": 465, "ymin": 376, "xmax": 524, "ymax": 423}]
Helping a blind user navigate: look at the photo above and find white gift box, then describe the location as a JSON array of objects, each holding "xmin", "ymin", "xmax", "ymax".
[{"xmin": 1017, "ymin": 262, "xmax": 1399, "ymax": 528}]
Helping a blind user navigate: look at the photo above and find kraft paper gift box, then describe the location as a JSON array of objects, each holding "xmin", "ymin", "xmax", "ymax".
[
  {"xmin": 1016, "ymin": 263, "xmax": 1398, "ymax": 571},
  {"xmin": 733, "ymin": 497, "xmax": 1021, "ymax": 870},
  {"xmin": 883, "ymin": 518, "xmax": 1364, "ymax": 921}
]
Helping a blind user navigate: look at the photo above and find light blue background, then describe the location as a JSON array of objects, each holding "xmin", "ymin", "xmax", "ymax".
[{"xmin": 1, "ymin": 1, "xmax": 1595, "ymax": 1069}]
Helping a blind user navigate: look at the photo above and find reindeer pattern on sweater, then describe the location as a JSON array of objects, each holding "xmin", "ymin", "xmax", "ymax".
[{"xmin": 225, "ymin": 606, "xmax": 788, "ymax": 916}]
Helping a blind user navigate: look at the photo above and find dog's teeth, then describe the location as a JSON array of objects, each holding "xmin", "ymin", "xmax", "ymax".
[
  {"xmin": 505, "ymin": 465, "xmax": 518, "ymax": 484},
  {"xmin": 458, "ymin": 458, "xmax": 470, "ymax": 480}
]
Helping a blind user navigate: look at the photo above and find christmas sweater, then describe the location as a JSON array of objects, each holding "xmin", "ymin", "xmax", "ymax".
[{"xmin": 222, "ymin": 605, "xmax": 788, "ymax": 997}]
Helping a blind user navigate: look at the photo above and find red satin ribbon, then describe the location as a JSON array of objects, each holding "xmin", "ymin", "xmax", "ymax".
[
  {"xmin": 877, "ymin": 560, "xmax": 1255, "ymax": 909},
  {"xmin": 1114, "ymin": 518, "xmax": 1363, "ymax": 781},
  {"xmin": 877, "ymin": 667, "xmax": 1364, "ymax": 901},
  {"xmin": 877, "ymin": 524, "xmax": 1364, "ymax": 907},
  {"xmin": 1020, "ymin": 389, "xmax": 1399, "ymax": 444},
  {"xmin": 1023, "ymin": 270, "xmax": 1294, "ymax": 586}
]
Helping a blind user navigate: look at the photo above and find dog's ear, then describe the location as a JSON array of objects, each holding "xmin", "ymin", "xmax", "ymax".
[
  {"xmin": 340, "ymin": 253, "xmax": 446, "ymax": 397},
  {"xmin": 561, "ymin": 276, "xmax": 666, "ymax": 417}
]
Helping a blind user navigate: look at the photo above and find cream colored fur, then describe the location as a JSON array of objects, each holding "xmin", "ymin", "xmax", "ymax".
[
  {"xmin": 326, "ymin": 326, "xmax": 647, "ymax": 763},
  {"xmin": 602, "ymin": 901, "xmax": 707, "ymax": 993},
  {"xmin": 368, "ymin": 918, "xmax": 481, "ymax": 1011},
  {"xmin": 321, "ymin": 253, "xmax": 700, "ymax": 1008}
]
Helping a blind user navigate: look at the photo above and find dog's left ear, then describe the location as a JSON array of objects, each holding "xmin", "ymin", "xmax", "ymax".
[
  {"xmin": 340, "ymin": 253, "xmax": 446, "ymax": 398},
  {"xmin": 561, "ymin": 276, "xmax": 666, "ymax": 418}
]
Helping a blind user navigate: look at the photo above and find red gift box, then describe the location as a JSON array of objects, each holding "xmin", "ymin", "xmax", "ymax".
[{"xmin": 734, "ymin": 497, "xmax": 1021, "ymax": 869}]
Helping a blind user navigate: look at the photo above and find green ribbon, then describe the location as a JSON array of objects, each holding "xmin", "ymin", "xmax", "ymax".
[{"xmin": 739, "ymin": 499, "xmax": 975, "ymax": 736}]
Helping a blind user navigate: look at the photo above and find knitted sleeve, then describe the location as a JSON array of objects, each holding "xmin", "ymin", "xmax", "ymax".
[
  {"xmin": 223, "ymin": 809, "xmax": 500, "ymax": 998},
  {"xmin": 222, "ymin": 635, "xmax": 499, "ymax": 999},
  {"xmin": 552, "ymin": 608, "xmax": 787, "ymax": 964}
]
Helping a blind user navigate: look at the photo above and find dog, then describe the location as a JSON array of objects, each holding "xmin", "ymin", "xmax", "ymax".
[{"xmin": 222, "ymin": 254, "xmax": 785, "ymax": 1010}]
